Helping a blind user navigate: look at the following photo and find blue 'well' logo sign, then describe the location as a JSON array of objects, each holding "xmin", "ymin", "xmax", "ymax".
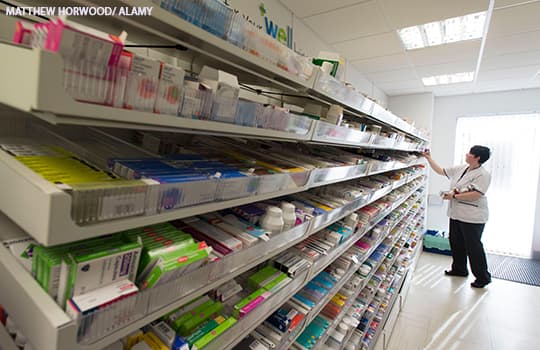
[{"xmin": 260, "ymin": 3, "xmax": 293, "ymax": 48}]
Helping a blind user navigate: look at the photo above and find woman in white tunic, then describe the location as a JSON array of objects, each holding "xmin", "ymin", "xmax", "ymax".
[{"xmin": 422, "ymin": 145, "xmax": 492, "ymax": 288}]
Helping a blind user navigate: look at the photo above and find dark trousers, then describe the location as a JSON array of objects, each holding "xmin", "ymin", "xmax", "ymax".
[{"xmin": 449, "ymin": 219, "xmax": 491, "ymax": 282}]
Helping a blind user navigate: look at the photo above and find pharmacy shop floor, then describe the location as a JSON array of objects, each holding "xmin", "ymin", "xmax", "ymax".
[{"xmin": 386, "ymin": 252, "xmax": 540, "ymax": 350}]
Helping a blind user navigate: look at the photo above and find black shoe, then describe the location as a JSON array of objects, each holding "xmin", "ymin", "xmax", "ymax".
[
  {"xmin": 470, "ymin": 279, "xmax": 491, "ymax": 288},
  {"xmin": 444, "ymin": 270, "xmax": 469, "ymax": 277}
]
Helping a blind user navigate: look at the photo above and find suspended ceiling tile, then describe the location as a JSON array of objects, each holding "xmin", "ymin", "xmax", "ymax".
[
  {"xmin": 332, "ymin": 32, "xmax": 404, "ymax": 60},
  {"xmin": 407, "ymin": 40, "xmax": 481, "ymax": 66},
  {"xmin": 428, "ymin": 82, "xmax": 475, "ymax": 96},
  {"xmin": 303, "ymin": 1, "xmax": 390, "ymax": 43},
  {"xmin": 489, "ymin": 1, "xmax": 540, "ymax": 38},
  {"xmin": 483, "ymin": 30, "xmax": 540, "ymax": 56},
  {"xmin": 472, "ymin": 78, "xmax": 540, "ymax": 93},
  {"xmin": 351, "ymin": 53, "xmax": 413, "ymax": 73},
  {"xmin": 280, "ymin": 0, "xmax": 368, "ymax": 19},
  {"xmin": 494, "ymin": 0, "xmax": 538, "ymax": 8},
  {"xmin": 376, "ymin": 79, "xmax": 424, "ymax": 91},
  {"xmin": 377, "ymin": 0, "xmax": 489, "ymax": 30},
  {"xmin": 385, "ymin": 87, "xmax": 427, "ymax": 96},
  {"xmin": 477, "ymin": 65, "xmax": 539, "ymax": 81},
  {"xmin": 415, "ymin": 60, "xmax": 477, "ymax": 77},
  {"xmin": 367, "ymin": 68, "xmax": 418, "ymax": 83},
  {"xmin": 481, "ymin": 50, "xmax": 540, "ymax": 71}
]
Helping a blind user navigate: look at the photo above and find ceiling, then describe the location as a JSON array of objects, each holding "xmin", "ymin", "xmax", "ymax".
[{"xmin": 280, "ymin": 0, "xmax": 540, "ymax": 97}]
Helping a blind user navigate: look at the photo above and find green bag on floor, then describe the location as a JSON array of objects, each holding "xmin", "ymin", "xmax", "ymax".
[{"xmin": 423, "ymin": 230, "xmax": 452, "ymax": 255}]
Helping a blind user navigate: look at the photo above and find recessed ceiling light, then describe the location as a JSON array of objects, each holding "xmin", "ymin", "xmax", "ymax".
[
  {"xmin": 398, "ymin": 12, "xmax": 486, "ymax": 50},
  {"xmin": 422, "ymin": 72, "xmax": 474, "ymax": 86}
]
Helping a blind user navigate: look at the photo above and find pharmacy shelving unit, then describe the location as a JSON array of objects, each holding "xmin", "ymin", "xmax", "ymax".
[
  {"xmin": 361, "ymin": 215, "xmax": 425, "ymax": 350},
  {"xmin": 0, "ymin": 3, "xmax": 430, "ymax": 349},
  {"xmin": 41, "ymin": 0, "xmax": 424, "ymax": 141},
  {"xmin": 272, "ymin": 190, "xmax": 425, "ymax": 350},
  {"xmin": 304, "ymin": 227, "xmax": 409, "ymax": 350},
  {"xmin": 0, "ymin": 165, "xmax": 425, "ymax": 350},
  {"xmin": 357, "ymin": 214, "xmax": 423, "ymax": 349},
  {"xmin": 340, "ymin": 207, "xmax": 424, "ymax": 350},
  {"xmin": 210, "ymin": 183, "xmax": 426, "ymax": 350},
  {"xmin": 0, "ymin": 42, "xmax": 428, "ymax": 247}
]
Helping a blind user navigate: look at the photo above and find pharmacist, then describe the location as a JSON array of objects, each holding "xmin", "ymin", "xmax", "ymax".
[{"xmin": 422, "ymin": 145, "xmax": 492, "ymax": 288}]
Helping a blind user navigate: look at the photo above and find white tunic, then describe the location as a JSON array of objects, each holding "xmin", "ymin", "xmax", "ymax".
[{"xmin": 444, "ymin": 165, "xmax": 491, "ymax": 224}]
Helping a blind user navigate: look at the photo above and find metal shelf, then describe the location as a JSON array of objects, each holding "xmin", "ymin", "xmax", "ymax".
[
  {"xmin": 72, "ymin": 0, "xmax": 428, "ymax": 142},
  {"xmin": 295, "ymin": 224, "xmax": 407, "ymax": 350},
  {"xmin": 358, "ymin": 214, "xmax": 424, "ymax": 350},
  {"xmin": 273, "ymin": 188, "xmax": 426, "ymax": 350},
  {"xmin": 0, "ymin": 44, "xmax": 315, "ymax": 143},
  {"xmin": 204, "ymin": 268, "xmax": 311, "ymax": 350},
  {"xmin": 309, "ymin": 72, "xmax": 429, "ymax": 142},
  {"xmin": 0, "ymin": 213, "xmax": 310, "ymax": 350},
  {"xmin": 312, "ymin": 198, "xmax": 425, "ymax": 350},
  {"xmin": 188, "ymin": 179, "xmax": 426, "ymax": 350},
  {"xmin": 0, "ymin": 113, "xmax": 424, "ymax": 246},
  {"xmin": 0, "ymin": 145, "xmax": 309, "ymax": 246},
  {"xmin": 0, "ymin": 5, "xmax": 431, "ymax": 349},
  {"xmin": 0, "ymin": 43, "xmax": 429, "ymax": 150},
  {"xmin": 308, "ymin": 175, "xmax": 418, "ymax": 236},
  {"xmin": 0, "ymin": 179, "xmax": 425, "ymax": 350},
  {"xmin": 0, "ymin": 322, "xmax": 19, "ymax": 350},
  {"xmin": 327, "ymin": 242, "xmax": 404, "ymax": 350},
  {"xmin": 310, "ymin": 121, "xmax": 426, "ymax": 151},
  {"xmin": 0, "ymin": 45, "xmax": 428, "ymax": 149},
  {"xmin": 363, "ymin": 268, "xmax": 408, "ymax": 350}
]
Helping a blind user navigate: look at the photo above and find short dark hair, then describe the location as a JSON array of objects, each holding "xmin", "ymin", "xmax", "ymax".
[{"xmin": 470, "ymin": 145, "xmax": 491, "ymax": 164}]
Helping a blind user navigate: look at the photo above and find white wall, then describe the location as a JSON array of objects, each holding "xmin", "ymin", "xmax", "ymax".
[
  {"xmin": 388, "ymin": 93, "xmax": 434, "ymax": 132},
  {"xmin": 347, "ymin": 64, "xmax": 388, "ymax": 107},
  {"xmin": 388, "ymin": 92, "xmax": 434, "ymax": 233},
  {"xmin": 0, "ymin": 11, "xmax": 17, "ymax": 41},
  {"xmin": 430, "ymin": 88, "xmax": 540, "ymax": 256}
]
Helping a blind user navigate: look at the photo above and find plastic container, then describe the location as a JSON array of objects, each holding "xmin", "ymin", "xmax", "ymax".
[
  {"xmin": 281, "ymin": 202, "xmax": 296, "ymax": 231},
  {"xmin": 260, "ymin": 206, "xmax": 284, "ymax": 234}
]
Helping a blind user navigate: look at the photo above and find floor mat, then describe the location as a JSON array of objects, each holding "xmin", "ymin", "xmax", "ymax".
[{"xmin": 487, "ymin": 253, "xmax": 540, "ymax": 287}]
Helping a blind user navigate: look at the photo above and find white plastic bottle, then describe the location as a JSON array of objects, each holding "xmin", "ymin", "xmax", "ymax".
[
  {"xmin": 5, "ymin": 316, "xmax": 17, "ymax": 336},
  {"xmin": 281, "ymin": 202, "xmax": 296, "ymax": 230},
  {"xmin": 260, "ymin": 206, "xmax": 284, "ymax": 234},
  {"xmin": 14, "ymin": 330, "xmax": 28, "ymax": 348},
  {"xmin": 345, "ymin": 212, "xmax": 358, "ymax": 230}
]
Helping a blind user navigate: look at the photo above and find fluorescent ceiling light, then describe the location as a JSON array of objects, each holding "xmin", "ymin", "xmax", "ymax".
[
  {"xmin": 422, "ymin": 72, "xmax": 474, "ymax": 86},
  {"xmin": 398, "ymin": 12, "xmax": 486, "ymax": 50}
]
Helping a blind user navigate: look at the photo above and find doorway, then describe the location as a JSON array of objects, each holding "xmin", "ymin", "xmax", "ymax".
[{"xmin": 454, "ymin": 114, "xmax": 540, "ymax": 257}]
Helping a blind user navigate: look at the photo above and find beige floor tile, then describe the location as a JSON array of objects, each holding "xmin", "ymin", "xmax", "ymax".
[
  {"xmin": 489, "ymin": 324, "xmax": 540, "ymax": 350},
  {"xmin": 385, "ymin": 252, "xmax": 540, "ymax": 350}
]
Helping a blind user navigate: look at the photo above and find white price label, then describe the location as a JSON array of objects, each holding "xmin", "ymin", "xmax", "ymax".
[
  {"xmin": 100, "ymin": 194, "xmax": 145, "ymax": 220},
  {"xmin": 351, "ymin": 255, "xmax": 360, "ymax": 265}
]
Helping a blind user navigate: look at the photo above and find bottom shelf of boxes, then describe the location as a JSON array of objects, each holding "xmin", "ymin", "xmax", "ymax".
[
  {"xmin": 360, "ymin": 220, "xmax": 425, "ymax": 350},
  {"xmin": 0, "ymin": 167, "xmax": 424, "ymax": 350},
  {"xmin": 195, "ymin": 183, "xmax": 426, "ymax": 350},
  {"xmin": 305, "ymin": 201, "xmax": 424, "ymax": 350},
  {"xmin": 342, "ymin": 210, "xmax": 425, "ymax": 350},
  {"xmin": 231, "ymin": 188, "xmax": 426, "ymax": 350}
]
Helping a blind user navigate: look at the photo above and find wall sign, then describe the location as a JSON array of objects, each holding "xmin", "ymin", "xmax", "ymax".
[
  {"xmin": 259, "ymin": 3, "xmax": 293, "ymax": 48},
  {"xmin": 226, "ymin": 0, "xmax": 293, "ymax": 49}
]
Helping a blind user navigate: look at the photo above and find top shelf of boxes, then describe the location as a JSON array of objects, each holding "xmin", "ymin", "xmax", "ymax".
[{"xmin": 2, "ymin": 0, "xmax": 428, "ymax": 145}]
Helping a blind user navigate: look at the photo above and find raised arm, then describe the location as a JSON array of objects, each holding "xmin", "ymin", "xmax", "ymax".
[{"xmin": 422, "ymin": 151, "xmax": 445, "ymax": 176}]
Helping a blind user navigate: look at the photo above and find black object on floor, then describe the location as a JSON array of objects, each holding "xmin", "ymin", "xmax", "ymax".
[{"xmin": 487, "ymin": 253, "xmax": 540, "ymax": 287}]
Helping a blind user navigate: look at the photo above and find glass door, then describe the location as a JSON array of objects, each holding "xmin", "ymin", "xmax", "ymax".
[{"xmin": 454, "ymin": 114, "xmax": 540, "ymax": 257}]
